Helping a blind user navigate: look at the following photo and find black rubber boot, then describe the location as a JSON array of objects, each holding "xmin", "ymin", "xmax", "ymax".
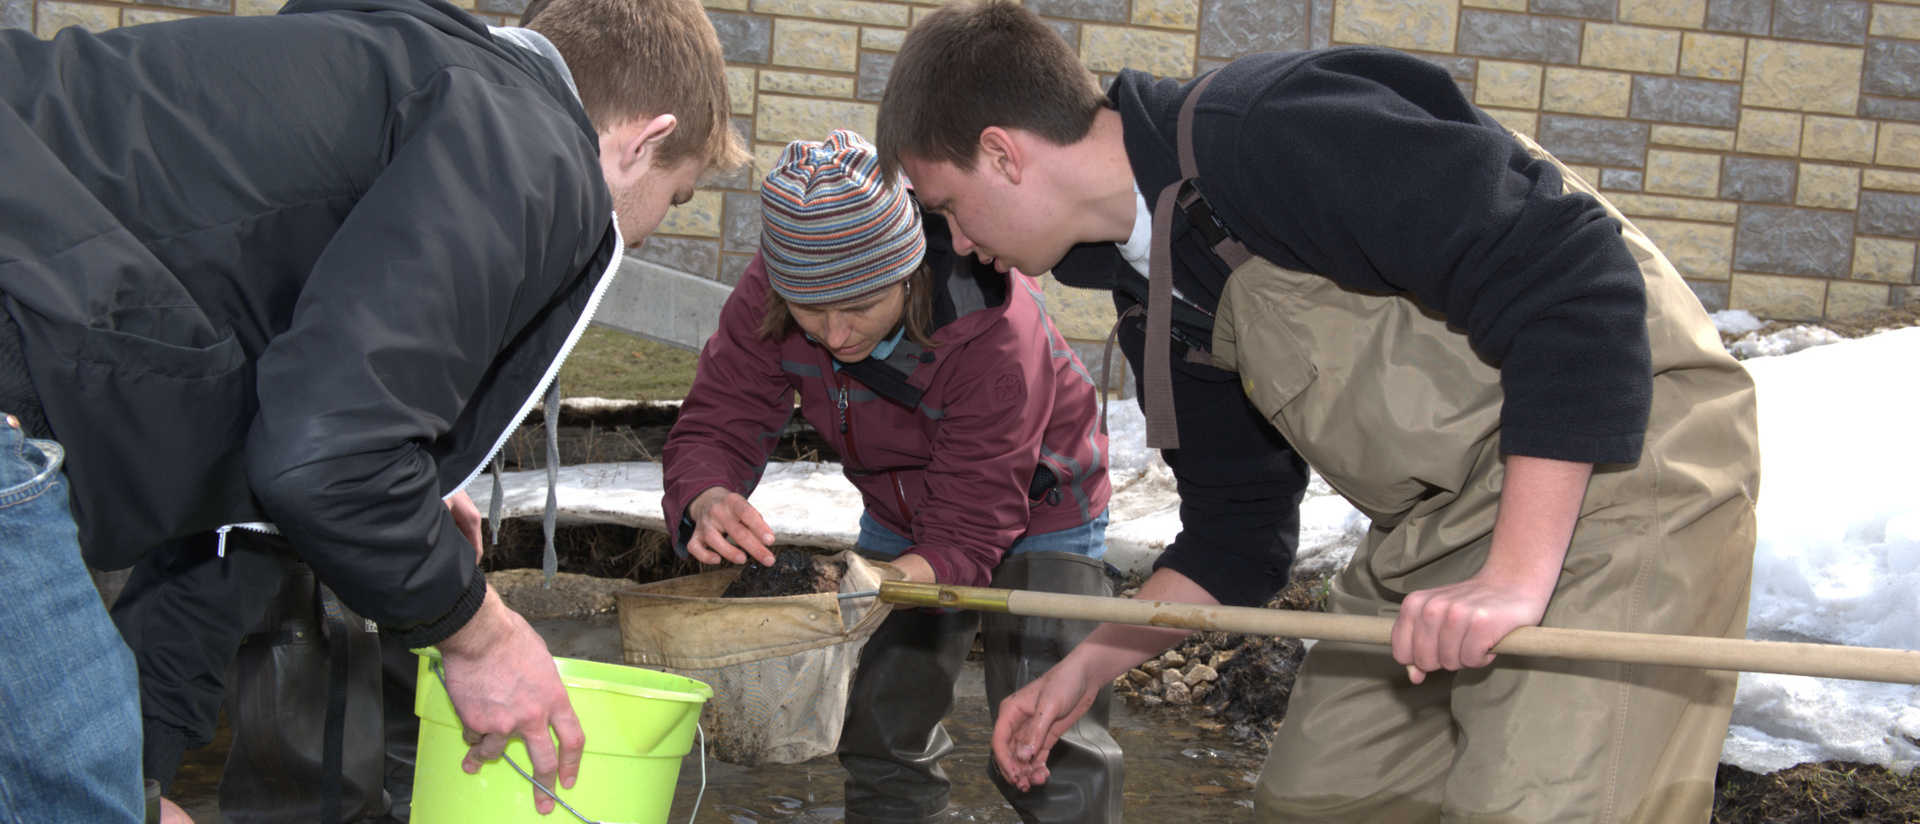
[
  {"xmin": 837, "ymin": 600, "xmax": 978, "ymax": 824},
  {"xmin": 982, "ymin": 551, "xmax": 1125, "ymax": 824}
]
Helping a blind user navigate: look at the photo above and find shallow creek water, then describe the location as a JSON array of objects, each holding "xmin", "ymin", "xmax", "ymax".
[{"xmin": 170, "ymin": 616, "xmax": 1267, "ymax": 823}]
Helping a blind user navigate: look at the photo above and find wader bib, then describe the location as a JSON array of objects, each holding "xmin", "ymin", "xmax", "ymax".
[{"xmin": 1192, "ymin": 117, "xmax": 1761, "ymax": 819}]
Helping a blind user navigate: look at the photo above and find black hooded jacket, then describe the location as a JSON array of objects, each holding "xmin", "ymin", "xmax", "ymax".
[
  {"xmin": 0, "ymin": 0, "xmax": 616, "ymax": 645},
  {"xmin": 1053, "ymin": 47, "xmax": 1652, "ymax": 608}
]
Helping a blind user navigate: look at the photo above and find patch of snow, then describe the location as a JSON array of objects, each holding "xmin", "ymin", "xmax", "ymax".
[
  {"xmin": 1711, "ymin": 309, "xmax": 1766, "ymax": 336},
  {"xmin": 1729, "ymin": 324, "xmax": 1843, "ymax": 359}
]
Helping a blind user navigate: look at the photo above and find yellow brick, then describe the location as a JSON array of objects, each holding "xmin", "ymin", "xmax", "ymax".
[
  {"xmin": 35, "ymin": 0, "xmax": 117, "ymax": 36},
  {"xmin": 705, "ymin": 0, "xmax": 749, "ymax": 9},
  {"xmin": 753, "ymin": 142, "xmax": 786, "ymax": 189},
  {"xmin": 1741, "ymin": 40, "xmax": 1863, "ymax": 115},
  {"xmin": 1864, "ymin": 168, "xmax": 1920, "ymax": 192},
  {"xmin": 1796, "ymin": 163, "xmax": 1859, "ymax": 210},
  {"xmin": 1872, "ymin": 4, "xmax": 1920, "ymax": 39},
  {"xmin": 755, "ymin": 94, "xmax": 877, "ymax": 145},
  {"xmin": 1132, "ymin": 0, "xmax": 1198, "ymax": 29},
  {"xmin": 773, "ymin": 19, "xmax": 859, "ymax": 73},
  {"xmin": 1729, "ymin": 273, "xmax": 1826, "ymax": 321},
  {"xmin": 1644, "ymin": 149, "xmax": 1721, "ymax": 197},
  {"xmin": 1852, "ymin": 237, "xmax": 1916, "ymax": 283},
  {"xmin": 1543, "ymin": 67, "xmax": 1631, "ymax": 116},
  {"xmin": 1462, "ymin": 0, "xmax": 1523, "ymax": 8},
  {"xmin": 727, "ymin": 67, "xmax": 756, "ymax": 116},
  {"xmin": 1651, "ymin": 125, "xmax": 1736, "ymax": 150},
  {"xmin": 234, "ymin": 0, "xmax": 280, "ymax": 15},
  {"xmin": 1877, "ymin": 122, "xmax": 1920, "ymax": 169},
  {"xmin": 1679, "ymin": 32, "xmax": 1743, "ymax": 80},
  {"xmin": 1607, "ymin": 193, "xmax": 1740, "ymax": 222},
  {"xmin": 1474, "ymin": 61, "xmax": 1542, "ymax": 110},
  {"xmin": 1799, "ymin": 115, "xmax": 1876, "ymax": 163},
  {"xmin": 759, "ymin": 70, "xmax": 855, "ymax": 97},
  {"xmin": 1638, "ymin": 219, "xmax": 1733, "ymax": 280},
  {"xmin": 861, "ymin": 27, "xmax": 906, "ymax": 51},
  {"xmin": 1582, "ymin": 24, "xmax": 1680, "ymax": 74},
  {"xmin": 1619, "ymin": 0, "xmax": 1703, "ymax": 28},
  {"xmin": 658, "ymin": 190, "xmax": 724, "ymax": 238},
  {"xmin": 1039, "ymin": 274, "xmax": 1120, "ymax": 338},
  {"xmin": 121, "ymin": 7, "xmax": 190, "ymax": 24},
  {"xmin": 1081, "ymin": 24, "xmax": 1194, "ymax": 77},
  {"xmin": 1562, "ymin": 165, "xmax": 1600, "ymax": 188},
  {"xmin": 752, "ymin": 0, "xmax": 910, "ymax": 25},
  {"xmin": 1736, "ymin": 109, "xmax": 1802, "ymax": 156},
  {"xmin": 1482, "ymin": 108, "xmax": 1538, "ymax": 138},
  {"xmin": 1827, "ymin": 281, "xmax": 1891, "ymax": 317},
  {"xmin": 1330, "ymin": 0, "xmax": 1458, "ymax": 52},
  {"xmin": 910, "ymin": 5, "xmax": 931, "ymax": 26}
]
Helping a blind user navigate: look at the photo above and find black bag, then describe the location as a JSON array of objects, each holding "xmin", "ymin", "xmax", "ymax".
[{"xmin": 220, "ymin": 563, "xmax": 391, "ymax": 823}]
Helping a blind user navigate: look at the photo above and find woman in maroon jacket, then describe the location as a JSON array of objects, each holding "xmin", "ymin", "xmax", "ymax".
[{"xmin": 661, "ymin": 130, "xmax": 1122, "ymax": 824}]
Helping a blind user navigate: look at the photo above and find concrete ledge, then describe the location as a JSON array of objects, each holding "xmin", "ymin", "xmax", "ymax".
[{"xmin": 591, "ymin": 254, "xmax": 734, "ymax": 353}]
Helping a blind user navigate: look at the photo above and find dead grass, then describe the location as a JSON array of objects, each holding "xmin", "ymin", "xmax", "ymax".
[
  {"xmin": 1714, "ymin": 762, "xmax": 1920, "ymax": 823},
  {"xmin": 556, "ymin": 327, "xmax": 700, "ymax": 401}
]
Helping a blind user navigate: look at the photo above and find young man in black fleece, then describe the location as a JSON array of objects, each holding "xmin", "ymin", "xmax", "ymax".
[
  {"xmin": 0, "ymin": 0, "xmax": 743, "ymax": 818},
  {"xmin": 874, "ymin": 2, "xmax": 1761, "ymax": 821}
]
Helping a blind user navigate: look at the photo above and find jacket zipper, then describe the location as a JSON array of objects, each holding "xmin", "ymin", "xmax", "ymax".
[
  {"xmin": 213, "ymin": 218, "xmax": 629, "ymax": 546},
  {"xmin": 836, "ymin": 372, "xmax": 914, "ymax": 528}
]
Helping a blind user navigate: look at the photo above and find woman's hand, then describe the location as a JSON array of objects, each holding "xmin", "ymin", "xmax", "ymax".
[{"xmin": 685, "ymin": 486, "xmax": 778, "ymax": 566}]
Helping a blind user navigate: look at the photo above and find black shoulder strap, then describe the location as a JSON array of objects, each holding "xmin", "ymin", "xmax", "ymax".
[{"xmin": 836, "ymin": 340, "xmax": 928, "ymax": 409}]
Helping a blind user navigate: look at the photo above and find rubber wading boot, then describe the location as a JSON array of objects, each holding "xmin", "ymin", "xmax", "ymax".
[
  {"xmin": 838, "ymin": 564, "xmax": 980, "ymax": 824},
  {"xmin": 982, "ymin": 551, "xmax": 1125, "ymax": 824}
]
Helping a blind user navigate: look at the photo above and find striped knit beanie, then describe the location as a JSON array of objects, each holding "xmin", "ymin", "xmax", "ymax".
[{"xmin": 761, "ymin": 130, "xmax": 925, "ymax": 305}]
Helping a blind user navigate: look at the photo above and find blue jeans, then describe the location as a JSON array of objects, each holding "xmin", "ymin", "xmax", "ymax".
[
  {"xmin": 856, "ymin": 510, "xmax": 1109, "ymax": 561},
  {"xmin": 0, "ymin": 421, "xmax": 143, "ymax": 823}
]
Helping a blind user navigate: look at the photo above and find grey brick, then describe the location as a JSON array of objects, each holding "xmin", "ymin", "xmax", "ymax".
[
  {"xmin": 709, "ymin": 12, "xmax": 771, "ymax": 65},
  {"xmin": 1686, "ymin": 279, "xmax": 1730, "ymax": 313},
  {"xmin": 1771, "ymin": 0, "xmax": 1867, "ymax": 46},
  {"xmin": 1600, "ymin": 169, "xmax": 1643, "ymax": 191},
  {"xmin": 1630, "ymin": 76, "xmax": 1740, "ymax": 128},
  {"xmin": 144, "ymin": 0, "xmax": 231, "ymax": 11},
  {"xmin": 636, "ymin": 236, "xmax": 722, "ymax": 279},
  {"xmin": 1457, "ymin": 11, "xmax": 1582, "ymax": 65},
  {"xmin": 1025, "ymin": 0, "xmax": 1125, "ymax": 23},
  {"xmin": 705, "ymin": 163, "xmax": 752, "ymax": 191},
  {"xmin": 1865, "ymin": 39, "xmax": 1920, "ymax": 101},
  {"xmin": 1704, "ymin": 0, "xmax": 1768, "ymax": 35},
  {"xmin": 1422, "ymin": 55, "xmax": 1478, "ymax": 81},
  {"xmin": 1201, "ymin": 0, "xmax": 1309, "ymax": 57},
  {"xmin": 723, "ymin": 192, "xmax": 763, "ymax": 254},
  {"xmin": 719, "ymin": 254, "xmax": 754, "ymax": 287},
  {"xmin": 1309, "ymin": 0, "xmax": 1331, "ymax": 49},
  {"xmin": 1735, "ymin": 206, "xmax": 1853, "ymax": 277},
  {"xmin": 478, "ymin": 0, "xmax": 527, "ymax": 16},
  {"xmin": 1530, "ymin": 0, "xmax": 1613, "ymax": 21},
  {"xmin": 1066, "ymin": 340, "xmax": 1133, "ymax": 398},
  {"xmin": 1046, "ymin": 20, "xmax": 1079, "ymax": 49},
  {"xmin": 1863, "ymin": 96, "xmax": 1920, "ymax": 123},
  {"xmin": 1720, "ymin": 157, "xmax": 1795, "ymax": 204},
  {"xmin": 1455, "ymin": 79, "xmax": 1476, "ymax": 100},
  {"xmin": 1537, "ymin": 115, "xmax": 1647, "ymax": 167},
  {"xmin": 1897, "ymin": 285, "xmax": 1919, "ymax": 305},
  {"xmin": 858, "ymin": 52, "xmax": 894, "ymax": 102},
  {"xmin": 1858, "ymin": 191, "xmax": 1920, "ymax": 239},
  {"xmin": 2, "ymin": 0, "xmax": 29, "ymax": 30}
]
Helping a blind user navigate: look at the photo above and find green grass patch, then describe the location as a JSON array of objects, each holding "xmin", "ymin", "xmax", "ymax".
[{"xmin": 558, "ymin": 326, "xmax": 700, "ymax": 401}]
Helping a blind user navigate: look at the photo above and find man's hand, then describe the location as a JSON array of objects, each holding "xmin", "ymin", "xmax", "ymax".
[
  {"xmin": 1390, "ymin": 455, "xmax": 1591, "ymax": 684},
  {"xmin": 991, "ymin": 657, "xmax": 1099, "ymax": 791},
  {"xmin": 446, "ymin": 490, "xmax": 484, "ymax": 565},
  {"xmin": 685, "ymin": 486, "xmax": 777, "ymax": 566},
  {"xmin": 435, "ymin": 588, "xmax": 583, "ymax": 815}
]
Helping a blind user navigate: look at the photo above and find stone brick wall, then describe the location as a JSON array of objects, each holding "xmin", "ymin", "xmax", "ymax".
[{"xmin": 16, "ymin": 0, "xmax": 1920, "ymax": 362}]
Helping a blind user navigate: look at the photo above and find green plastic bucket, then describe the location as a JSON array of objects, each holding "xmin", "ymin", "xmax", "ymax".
[{"xmin": 411, "ymin": 652, "xmax": 712, "ymax": 824}]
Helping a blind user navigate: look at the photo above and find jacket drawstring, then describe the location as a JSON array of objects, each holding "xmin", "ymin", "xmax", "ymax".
[{"xmin": 542, "ymin": 380, "xmax": 560, "ymax": 587}]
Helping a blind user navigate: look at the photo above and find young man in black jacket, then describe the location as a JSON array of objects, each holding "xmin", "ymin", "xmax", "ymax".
[
  {"xmin": 0, "ymin": 0, "xmax": 744, "ymax": 818},
  {"xmin": 874, "ymin": 2, "xmax": 1760, "ymax": 822}
]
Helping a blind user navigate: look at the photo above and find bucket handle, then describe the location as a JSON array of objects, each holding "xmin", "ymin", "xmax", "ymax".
[{"xmin": 428, "ymin": 661, "xmax": 709, "ymax": 824}]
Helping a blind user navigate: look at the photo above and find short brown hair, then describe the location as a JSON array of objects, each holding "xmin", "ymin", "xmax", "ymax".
[
  {"xmin": 874, "ymin": 0, "xmax": 1108, "ymax": 183},
  {"xmin": 758, "ymin": 265, "xmax": 939, "ymax": 349},
  {"xmin": 527, "ymin": 0, "xmax": 749, "ymax": 169}
]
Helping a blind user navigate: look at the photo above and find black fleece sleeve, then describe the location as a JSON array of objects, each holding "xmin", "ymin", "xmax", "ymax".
[
  {"xmin": 244, "ymin": 67, "xmax": 606, "ymax": 643},
  {"xmin": 1114, "ymin": 305, "xmax": 1309, "ymax": 608},
  {"xmin": 1201, "ymin": 49, "xmax": 1652, "ymax": 463}
]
